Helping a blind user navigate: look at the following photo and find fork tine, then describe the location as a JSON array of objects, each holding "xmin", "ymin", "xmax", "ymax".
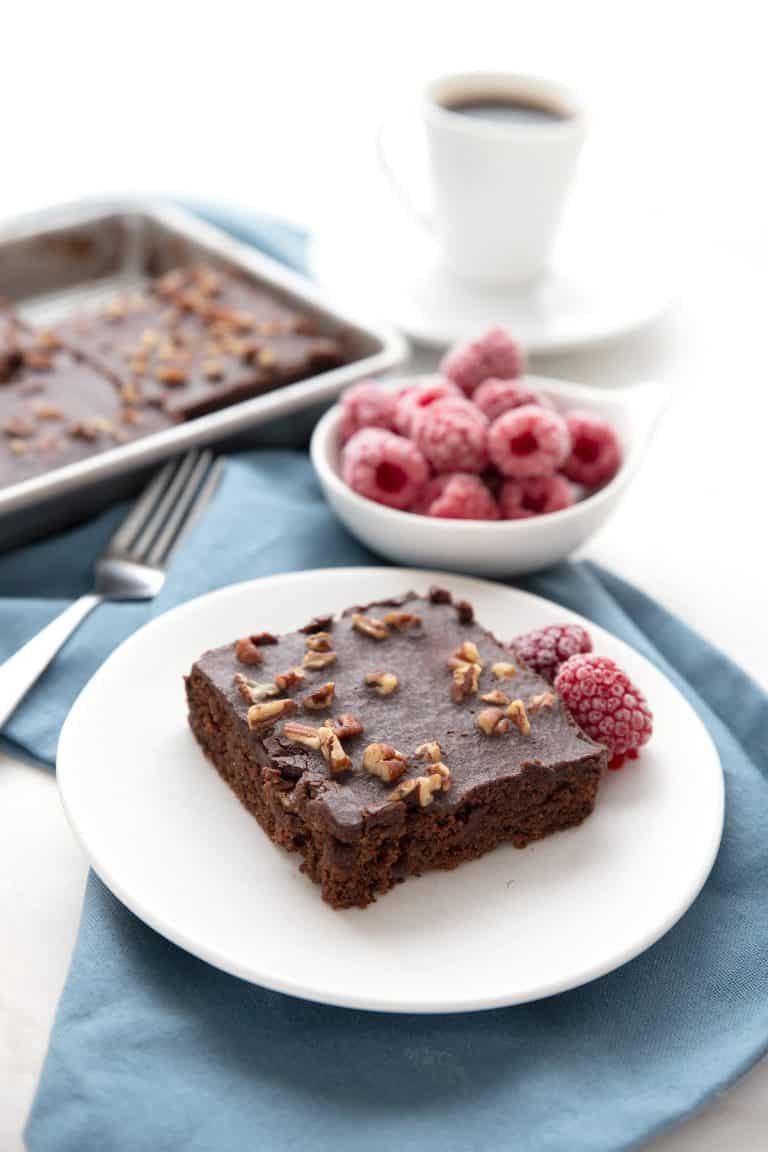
[
  {"xmin": 105, "ymin": 458, "xmax": 177, "ymax": 558},
  {"xmin": 145, "ymin": 451, "xmax": 220, "ymax": 567},
  {"xmin": 129, "ymin": 450, "xmax": 202, "ymax": 563}
]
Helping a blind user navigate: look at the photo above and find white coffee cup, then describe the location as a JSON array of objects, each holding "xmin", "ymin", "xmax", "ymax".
[{"xmin": 378, "ymin": 72, "xmax": 586, "ymax": 288}]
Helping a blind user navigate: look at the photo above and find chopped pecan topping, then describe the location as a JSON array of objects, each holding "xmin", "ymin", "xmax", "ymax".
[
  {"xmin": 24, "ymin": 350, "xmax": 53, "ymax": 371},
  {"xmin": 429, "ymin": 761, "xmax": 452, "ymax": 790},
  {"xmin": 274, "ymin": 667, "xmax": 305, "ymax": 692},
  {"xmin": 247, "ymin": 698, "xmax": 297, "ymax": 729},
  {"xmin": 141, "ymin": 328, "xmax": 161, "ymax": 349},
  {"xmin": 455, "ymin": 599, "xmax": 474, "ymax": 625},
  {"xmin": 382, "ymin": 611, "xmax": 422, "ymax": 632},
  {"xmin": 480, "ymin": 688, "xmax": 510, "ymax": 706},
  {"xmin": 203, "ymin": 359, "xmax": 224, "ymax": 380},
  {"xmin": 281, "ymin": 720, "xmax": 322, "ymax": 750},
  {"xmin": 233, "ymin": 673, "xmax": 279, "ymax": 704},
  {"xmin": 528, "ymin": 691, "xmax": 557, "ymax": 713},
  {"xmin": 303, "ymin": 681, "xmax": 335, "ymax": 710},
  {"xmin": 304, "ymin": 631, "xmax": 333, "ymax": 652},
  {"xmin": 492, "ymin": 661, "xmax": 518, "ymax": 681},
  {"xmin": 477, "ymin": 707, "xmax": 510, "ymax": 736},
  {"xmin": 300, "ymin": 614, "xmax": 334, "ymax": 635},
  {"xmin": 318, "ymin": 726, "xmax": 351, "ymax": 773},
  {"xmin": 351, "ymin": 613, "xmax": 389, "ymax": 640},
  {"xmin": 3, "ymin": 414, "xmax": 34, "ymax": 438},
  {"xmin": 9, "ymin": 438, "xmax": 27, "ymax": 455},
  {"xmin": 415, "ymin": 740, "xmax": 442, "ymax": 763},
  {"xmin": 362, "ymin": 743, "xmax": 408, "ymax": 783},
  {"xmin": 331, "ymin": 713, "xmax": 364, "ymax": 739},
  {"xmin": 428, "ymin": 586, "xmax": 452, "ymax": 604},
  {"xmin": 302, "ymin": 649, "xmax": 337, "ymax": 670},
  {"xmin": 257, "ymin": 346, "xmax": 276, "ymax": 368},
  {"xmin": 453, "ymin": 640, "xmax": 483, "ymax": 667},
  {"xmin": 31, "ymin": 402, "xmax": 63, "ymax": 421},
  {"xmin": 251, "ymin": 631, "xmax": 278, "ymax": 645},
  {"xmin": 365, "ymin": 671, "xmax": 399, "ymax": 696},
  {"xmin": 235, "ymin": 637, "xmax": 264, "ymax": 665},
  {"xmin": 389, "ymin": 773, "xmax": 444, "ymax": 807},
  {"xmin": 36, "ymin": 329, "xmax": 61, "ymax": 350},
  {"xmin": 506, "ymin": 699, "xmax": 531, "ymax": 735},
  {"xmin": 156, "ymin": 363, "xmax": 188, "ymax": 386},
  {"xmin": 451, "ymin": 660, "xmax": 481, "ymax": 701},
  {"xmin": 119, "ymin": 381, "xmax": 142, "ymax": 405}
]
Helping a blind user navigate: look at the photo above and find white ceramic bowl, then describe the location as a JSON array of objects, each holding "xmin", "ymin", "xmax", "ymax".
[{"xmin": 310, "ymin": 375, "xmax": 666, "ymax": 576}]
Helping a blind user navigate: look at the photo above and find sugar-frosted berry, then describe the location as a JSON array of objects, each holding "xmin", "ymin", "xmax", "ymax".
[
  {"xmin": 555, "ymin": 653, "xmax": 653, "ymax": 756},
  {"xmin": 511, "ymin": 623, "xmax": 593, "ymax": 682},
  {"xmin": 394, "ymin": 377, "xmax": 463, "ymax": 437},
  {"xmin": 473, "ymin": 378, "xmax": 545, "ymax": 423},
  {"xmin": 339, "ymin": 381, "xmax": 398, "ymax": 442},
  {"xmin": 561, "ymin": 412, "xmax": 623, "ymax": 488},
  {"xmin": 499, "ymin": 475, "xmax": 575, "ymax": 519},
  {"xmin": 413, "ymin": 472, "xmax": 499, "ymax": 520},
  {"xmin": 341, "ymin": 428, "xmax": 428, "ymax": 510},
  {"xmin": 441, "ymin": 327, "xmax": 525, "ymax": 395},
  {"xmin": 488, "ymin": 405, "xmax": 570, "ymax": 478},
  {"xmin": 411, "ymin": 399, "xmax": 489, "ymax": 474}
]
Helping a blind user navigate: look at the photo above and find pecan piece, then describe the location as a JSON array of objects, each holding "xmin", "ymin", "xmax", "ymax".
[
  {"xmin": 453, "ymin": 640, "xmax": 483, "ymax": 667},
  {"xmin": 331, "ymin": 714, "xmax": 364, "ymax": 739},
  {"xmin": 428, "ymin": 586, "xmax": 452, "ymax": 604},
  {"xmin": 506, "ymin": 699, "xmax": 531, "ymax": 735},
  {"xmin": 300, "ymin": 614, "xmax": 334, "ymax": 635},
  {"xmin": 233, "ymin": 673, "xmax": 279, "ymax": 704},
  {"xmin": 247, "ymin": 698, "xmax": 297, "ymax": 729},
  {"xmin": 492, "ymin": 662, "xmax": 518, "ymax": 681},
  {"xmin": 235, "ymin": 637, "xmax": 264, "ymax": 666},
  {"xmin": 382, "ymin": 611, "xmax": 421, "ymax": 632},
  {"xmin": 3, "ymin": 414, "xmax": 34, "ymax": 438},
  {"xmin": 303, "ymin": 681, "xmax": 335, "ymax": 711},
  {"xmin": 477, "ymin": 707, "xmax": 510, "ymax": 736},
  {"xmin": 351, "ymin": 613, "xmax": 389, "ymax": 640},
  {"xmin": 362, "ymin": 743, "xmax": 408, "ymax": 783},
  {"xmin": 480, "ymin": 688, "xmax": 510, "ymax": 706},
  {"xmin": 302, "ymin": 649, "xmax": 337, "ymax": 670},
  {"xmin": 528, "ymin": 691, "xmax": 557, "ymax": 714},
  {"xmin": 281, "ymin": 720, "xmax": 322, "ymax": 750},
  {"xmin": 451, "ymin": 660, "xmax": 481, "ymax": 701},
  {"xmin": 365, "ymin": 671, "xmax": 399, "ymax": 696},
  {"xmin": 304, "ymin": 631, "xmax": 333, "ymax": 652},
  {"xmin": 389, "ymin": 773, "xmax": 444, "ymax": 807},
  {"xmin": 318, "ymin": 726, "xmax": 351, "ymax": 773},
  {"xmin": 31, "ymin": 402, "xmax": 63, "ymax": 421},
  {"xmin": 251, "ymin": 631, "xmax": 278, "ymax": 645},
  {"xmin": 455, "ymin": 599, "xmax": 474, "ymax": 625},
  {"xmin": 415, "ymin": 740, "xmax": 442, "ymax": 763},
  {"xmin": 274, "ymin": 667, "xmax": 305, "ymax": 692}
]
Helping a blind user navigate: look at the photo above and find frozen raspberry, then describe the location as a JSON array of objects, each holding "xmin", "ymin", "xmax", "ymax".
[
  {"xmin": 473, "ymin": 378, "xmax": 545, "ymax": 423},
  {"xmin": 339, "ymin": 381, "xmax": 398, "ymax": 442},
  {"xmin": 511, "ymin": 623, "xmax": 593, "ymax": 683},
  {"xmin": 394, "ymin": 377, "xmax": 463, "ymax": 437},
  {"xmin": 500, "ymin": 475, "xmax": 576, "ymax": 519},
  {"xmin": 411, "ymin": 398, "xmax": 489, "ymax": 474},
  {"xmin": 441, "ymin": 327, "xmax": 526, "ymax": 395},
  {"xmin": 561, "ymin": 412, "xmax": 623, "ymax": 488},
  {"xmin": 555, "ymin": 654, "xmax": 653, "ymax": 757},
  {"xmin": 412, "ymin": 472, "xmax": 499, "ymax": 520},
  {"xmin": 488, "ymin": 405, "xmax": 570, "ymax": 479},
  {"xmin": 341, "ymin": 428, "xmax": 428, "ymax": 510}
]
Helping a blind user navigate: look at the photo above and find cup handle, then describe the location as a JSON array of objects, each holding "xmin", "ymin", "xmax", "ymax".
[{"xmin": 376, "ymin": 111, "xmax": 434, "ymax": 235}]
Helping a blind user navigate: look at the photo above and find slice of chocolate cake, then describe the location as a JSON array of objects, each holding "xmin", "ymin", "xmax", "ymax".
[{"xmin": 185, "ymin": 588, "xmax": 607, "ymax": 909}]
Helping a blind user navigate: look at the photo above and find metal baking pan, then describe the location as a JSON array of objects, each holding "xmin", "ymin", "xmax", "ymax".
[{"xmin": 0, "ymin": 200, "xmax": 408, "ymax": 551}]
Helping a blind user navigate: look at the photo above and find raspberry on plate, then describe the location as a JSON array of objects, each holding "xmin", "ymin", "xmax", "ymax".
[
  {"xmin": 441, "ymin": 327, "xmax": 525, "ymax": 395},
  {"xmin": 473, "ymin": 378, "xmax": 545, "ymax": 423},
  {"xmin": 499, "ymin": 475, "xmax": 575, "ymax": 519},
  {"xmin": 412, "ymin": 472, "xmax": 500, "ymax": 520},
  {"xmin": 511, "ymin": 623, "xmax": 593, "ymax": 683},
  {"xmin": 561, "ymin": 412, "xmax": 623, "ymax": 488},
  {"xmin": 341, "ymin": 428, "xmax": 428, "ymax": 510},
  {"xmin": 339, "ymin": 381, "xmax": 399, "ymax": 442},
  {"xmin": 394, "ymin": 377, "xmax": 463, "ymax": 437},
  {"xmin": 488, "ymin": 405, "xmax": 570, "ymax": 479},
  {"xmin": 554, "ymin": 653, "xmax": 653, "ymax": 757},
  {"xmin": 411, "ymin": 398, "xmax": 489, "ymax": 474}
]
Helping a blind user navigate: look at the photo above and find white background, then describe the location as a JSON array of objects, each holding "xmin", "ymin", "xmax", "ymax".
[{"xmin": 1, "ymin": 1, "xmax": 767, "ymax": 1148}]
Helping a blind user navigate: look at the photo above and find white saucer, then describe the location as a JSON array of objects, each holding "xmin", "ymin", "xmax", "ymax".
[
  {"xmin": 309, "ymin": 201, "xmax": 673, "ymax": 354},
  {"xmin": 57, "ymin": 568, "xmax": 723, "ymax": 1014}
]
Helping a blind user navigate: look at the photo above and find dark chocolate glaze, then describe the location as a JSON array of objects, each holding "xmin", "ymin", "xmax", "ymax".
[{"xmin": 192, "ymin": 590, "xmax": 608, "ymax": 840}]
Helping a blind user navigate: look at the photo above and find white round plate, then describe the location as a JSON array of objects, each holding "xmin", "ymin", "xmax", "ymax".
[
  {"xmin": 308, "ymin": 199, "xmax": 673, "ymax": 354},
  {"xmin": 57, "ymin": 568, "xmax": 723, "ymax": 1014}
]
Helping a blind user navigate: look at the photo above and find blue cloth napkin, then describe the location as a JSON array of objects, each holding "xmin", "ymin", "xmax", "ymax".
[{"xmin": 6, "ymin": 208, "xmax": 765, "ymax": 1152}]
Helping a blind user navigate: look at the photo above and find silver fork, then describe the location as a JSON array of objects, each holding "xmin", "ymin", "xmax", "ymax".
[{"xmin": 0, "ymin": 449, "xmax": 223, "ymax": 730}]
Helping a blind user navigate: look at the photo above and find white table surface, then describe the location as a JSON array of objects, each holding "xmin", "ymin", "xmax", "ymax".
[{"xmin": 2, "ymin": 2, "xmax": 767, "ymax": 1148}]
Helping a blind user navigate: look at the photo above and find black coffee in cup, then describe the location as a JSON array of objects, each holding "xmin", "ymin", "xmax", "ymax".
[{"xmin": 444, "ymin": 97, "xmax": 567, "ymax": 126}]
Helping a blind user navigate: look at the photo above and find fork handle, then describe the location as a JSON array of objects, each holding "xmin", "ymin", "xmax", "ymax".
[{"xmin": 0, "ymin": 594, "xmax": 102, "ymax": 731}]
